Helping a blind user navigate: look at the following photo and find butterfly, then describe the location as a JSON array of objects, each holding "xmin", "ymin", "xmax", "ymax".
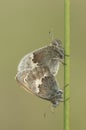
[{"xmin": 16, "ymin": 39, "xmax": 64, "ymax": 107}]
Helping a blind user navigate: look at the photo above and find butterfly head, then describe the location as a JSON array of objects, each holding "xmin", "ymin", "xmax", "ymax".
[{"xmin": 50, "ymin": 89, "xmax": 63, "ymax": 107}]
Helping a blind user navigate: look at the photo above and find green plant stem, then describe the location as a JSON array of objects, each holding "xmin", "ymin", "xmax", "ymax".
[{"xmin": 64, "ymin": 0, "xmax": 70, "ymax": 130}]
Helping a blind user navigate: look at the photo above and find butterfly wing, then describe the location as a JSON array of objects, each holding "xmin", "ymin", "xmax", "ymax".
[
  {"xmin": 17, "ymin": 40, "xmax": 64, "ymax": 77},
  {"xmin": 32, "ymin": 40, "xmax": 64, "ymax": 75},
  {"xmin": 16, "ymin": 66, "xmax": 63, "ymax": 106}
]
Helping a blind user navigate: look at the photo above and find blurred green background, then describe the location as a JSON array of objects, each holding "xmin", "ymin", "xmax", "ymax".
[{"xmin": 0, "ymin": 0, "xmax": 86, "ymax": 130}]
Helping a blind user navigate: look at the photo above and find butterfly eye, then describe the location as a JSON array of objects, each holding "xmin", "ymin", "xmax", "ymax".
[
  {"xmin": 57, "ymin": 90, "xmax": 63, "ymax": 94},
  {"xmin": 52, "ymin": 39, "xmax": 62, "ymax": 47}
]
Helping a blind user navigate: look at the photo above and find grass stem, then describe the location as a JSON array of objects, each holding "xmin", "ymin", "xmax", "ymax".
[{"xmin": 64, "ymin": 0, "xmax": 70, "ymax": 130}]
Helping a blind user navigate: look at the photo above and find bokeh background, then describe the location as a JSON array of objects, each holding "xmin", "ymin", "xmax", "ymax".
[{"xmin": 0, "ymin": 0, "xmax": 86, "ymax": 130}]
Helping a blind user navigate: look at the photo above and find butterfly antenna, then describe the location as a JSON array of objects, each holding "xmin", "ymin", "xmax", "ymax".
[
  {"xmin": 43, "ymin": 103, "xmax": 50, "ymax": 118},
  {"xmin": 43, "ymin": 103, "xmax": 55, "ymax": 117},
  {"xmin": 50, "ymin": 104, "xmax": 56, "ymax": 114},
  {"xmin": 49, "ymin": 28, "xmax": 54, "ymax": 42}
]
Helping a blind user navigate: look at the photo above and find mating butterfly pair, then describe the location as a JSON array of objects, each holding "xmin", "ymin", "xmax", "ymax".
[{"xmin": 16, "ymin": 39, "xmax": 64, "ymax": 107}]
